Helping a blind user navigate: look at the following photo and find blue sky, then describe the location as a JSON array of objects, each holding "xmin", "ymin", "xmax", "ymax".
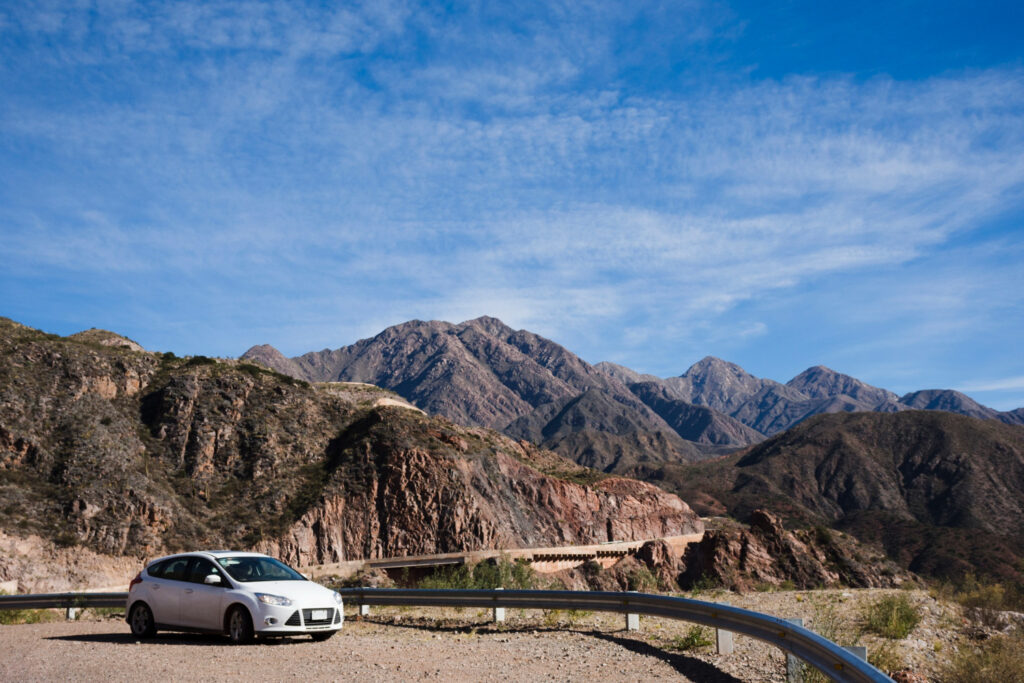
[{"xmin": 2, "ymin": 1, "xmax": 1023, "ymax": 409}]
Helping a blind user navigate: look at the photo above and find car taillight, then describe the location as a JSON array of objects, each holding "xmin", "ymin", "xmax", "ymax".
[{"xmin": 129, "ymin": 572, "xmax": 142, "ymax": 591}]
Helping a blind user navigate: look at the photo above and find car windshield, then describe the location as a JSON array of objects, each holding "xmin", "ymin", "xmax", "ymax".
[{"xmin": 216, "ymin": 556, "xmax": 305, "ymax": 582}]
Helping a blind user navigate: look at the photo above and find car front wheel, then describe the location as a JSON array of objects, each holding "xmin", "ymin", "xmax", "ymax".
[
  {"xmin": 227, "ymin": 606, "xmax": 254, "ymax": 645},
  {"xmin": 129, "ymin": 603, "xmax": 156, "ymax": 638}
]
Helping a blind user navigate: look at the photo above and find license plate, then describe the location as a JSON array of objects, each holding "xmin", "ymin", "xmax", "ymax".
[{"xmin": 311, "ymin": 610, "xmax": 328, "ymax": 621}]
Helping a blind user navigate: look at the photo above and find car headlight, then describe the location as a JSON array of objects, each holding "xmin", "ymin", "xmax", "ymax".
[
  {"xmin": 333, "ymin": 591, "xmax": 343, "ymax": 605},
  {"xmin": 257, "ymin": 593, "xmax": 293, "ymax": 606}
]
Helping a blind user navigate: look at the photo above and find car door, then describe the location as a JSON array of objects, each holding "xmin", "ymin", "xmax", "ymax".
[
  {"xmin": 146, "ymin": 556, "xmax": 192, "ymax": 626},
  {"xmin": 180, "ymin": 558, "xmax": 229, "ymax": 631}
]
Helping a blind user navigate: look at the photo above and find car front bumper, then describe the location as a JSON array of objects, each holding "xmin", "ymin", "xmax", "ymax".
[{"xmin": 253, "ymin": 602, "xmax": 344, "ymax": 635}]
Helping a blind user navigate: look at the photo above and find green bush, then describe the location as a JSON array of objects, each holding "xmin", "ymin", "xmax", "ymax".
[
  {"xmin": 940, "ymin": 632, "xmax": 1024, "ymax": 683},
  {"xmin": 418, "ymin": 557, "xmax": 539, "ymax": 590},
  {"xmin": 668, "ymin": 625, "xmax": 713, "ymax": 651},
  {"xmin": 862, "ymin": 593, "xmax": 921, "ymax": 639},
  {"xmin": 626, "ymin": 566, "xmax": 658, "ymax": 592}
]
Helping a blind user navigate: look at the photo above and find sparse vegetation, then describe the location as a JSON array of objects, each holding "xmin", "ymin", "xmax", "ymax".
[
  {"xmin": 947, "ymin": 574, "xmax": 1024, "ymax": 628},
  {"xmin": 867, "ymin": 639, "xmax": 905, "ymax": 675},
  {"xmin": 417, "ymin": 557, "xmax": 540, "ymax": 591},
  {"xmin": 667, "ymin": 625, "xmax": 713, "ymax": 651},
  {"xmin": 0, "ymin": 591, "xmax": 55, "ymax": 625},
  {"xmin": 939, "ymin": 632, "xmax": 1024, "ymax": 683},
  {"xmin": 862, "ymin": 593, "xmax": 921, "ymax": 639},
  {"xmin": 625, "ymin": 565, "xmax": 658, "ymax": 592},
  {"xmin": 799, "ymin": 600, "xmax": 861, "ymax": 683}
]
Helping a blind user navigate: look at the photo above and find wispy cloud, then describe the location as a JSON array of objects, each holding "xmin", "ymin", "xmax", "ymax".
[
  {"xmin": 957, "ymin": 377, "xmax": 1024, "ymax": 393},
  {"xmin": 0, "ymin": 1, "xmax": 1022, "ymax": 397}
]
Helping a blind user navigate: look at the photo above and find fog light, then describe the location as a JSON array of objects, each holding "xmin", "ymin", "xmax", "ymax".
[{"xmin": 265, "ymin": 617, "xmax": 277, "ymax": 626}]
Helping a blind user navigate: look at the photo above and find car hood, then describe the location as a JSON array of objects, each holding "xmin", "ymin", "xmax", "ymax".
[{"xmin": 242, "ymin": 580, "xmax": 338, "ymax": 604}]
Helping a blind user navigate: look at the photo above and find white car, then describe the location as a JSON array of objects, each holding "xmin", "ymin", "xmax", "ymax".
[{"xmin": 126, "ymin": 551, "xmax": 344, "ymax": 643}]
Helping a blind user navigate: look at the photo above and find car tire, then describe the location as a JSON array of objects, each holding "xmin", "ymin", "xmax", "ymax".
[
  {"xmin": 310, "ymin": 631, "xmax": 336, "ymax": 642},
  {"xmin": 227, "ymin": 606, "xmax": 255, "ymax": 645},
  {"xmin": 129, "ymin": 602, "xmax": 156, "ymax": 638}
]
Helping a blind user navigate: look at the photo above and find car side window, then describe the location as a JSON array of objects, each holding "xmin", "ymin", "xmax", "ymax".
[
  {"xmin": 157, "ymin": 557, "xmax": 191, "ymax": 582},
  {"xmin": 187, "ymin": 558, "xmax": 223, "ymax": 585},
  {"xmin": 147, "ymin": 559, "xmax": 169, "ymax": 578}
]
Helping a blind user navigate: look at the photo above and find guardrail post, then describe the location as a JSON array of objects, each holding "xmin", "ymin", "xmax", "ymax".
[
  {"xmin": 65, "ymin": 607, "xmax": 79, "ymax": 621},
  {"xmin": 492, "ymin": 587, "xmax": 505, "ymax": 623},
  {"xmin": 844, "ymin": 646, "xmax": 867, "ymax": 661},
  {"xmin": 715, "ymin": 599, "xmax": 733, "ymax": 655},
  {"xmin": 359, "ymin": 603, "xmax": 370, "ymax": 618},
  {"xmin": 785, "ymin": 618, "xmax": 803, "ymax": 683},
  {"xmin": 625, "ymin": 591, "xmax": 639, "ymax": 631},
  {"xmin": 716, "ymin": 626, "xmax": 734, "ymax": 655}
]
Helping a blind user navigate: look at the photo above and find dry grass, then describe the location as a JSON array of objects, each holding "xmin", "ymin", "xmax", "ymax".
[{"xmin": 939, "ymin": 632, "xmax": 1024, "ymax": 683}]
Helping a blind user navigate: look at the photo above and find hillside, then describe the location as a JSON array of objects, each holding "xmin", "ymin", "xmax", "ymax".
[
  {"xmin": 0, "ymin": 317, "xmax": 702, "ymax": 586},
  {"xmin": 637, "ymin": 411, "xmax": 1024, "ymax": 581}
]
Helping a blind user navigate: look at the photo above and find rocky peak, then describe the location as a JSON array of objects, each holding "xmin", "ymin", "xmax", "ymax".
[
  {"xmin": 683, "ymin": 357, "xmax": 764, "ymax": 392},
  {"xmin": 787, "ymin": 365, "xmax": 897, "ymax": 405},
  {"xmin": 899, "ymin": 389, "xmax": 997, "ymax": 420},
  {"xmin": 457, "ymin": 315, "xmax": 515, "ymax": 338},
  {"xmin": 241, "ymin": 344, "xmax": 306, "ymax": 379},
  {"xmin": 68, "ymin": 328, "xmax": 145, "ymax": 352},
  {"xmin": 594, "ymin": 361, "xmax": 661, "ymax": 386}
]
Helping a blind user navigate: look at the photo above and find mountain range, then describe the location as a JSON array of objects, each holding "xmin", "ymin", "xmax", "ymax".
[
  {"xmin": 243, "ymin": 316, "xmax": 1023, "ymax": 474},
  {"xmin": 3, "ymin": 314, "xmax": 1023, "ymax": 588}
]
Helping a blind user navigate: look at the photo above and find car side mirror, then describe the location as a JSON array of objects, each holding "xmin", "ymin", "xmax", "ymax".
[{"xmin": 204, "ymin": 574, "xmax": 222, "ymax": 585}]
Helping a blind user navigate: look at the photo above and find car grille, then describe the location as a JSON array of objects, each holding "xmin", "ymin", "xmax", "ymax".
[
  {"xmin": 285, "ymin": 611, "xmax": 301, "ymax": 626},
  {"xmin": 302, "ymin": 608, "xmax": 336, "ymax": 627}
]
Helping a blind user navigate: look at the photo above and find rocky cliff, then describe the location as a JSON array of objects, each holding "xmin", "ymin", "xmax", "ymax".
[{"xmin": 0, "ymin": 317, "xmax": 702, "ymax": 588}]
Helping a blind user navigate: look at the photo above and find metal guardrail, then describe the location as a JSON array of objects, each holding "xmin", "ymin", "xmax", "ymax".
[
  {"xmin": 339, "ymin": 588, "xmax": 892, "ymax": 683},
  {"xmin": 0, "ymin": 588, "xmax": 891, "ymax": 682},
  {"xmin": 0, "ymin": 592, "xmax": 126, "ymax": 609}
]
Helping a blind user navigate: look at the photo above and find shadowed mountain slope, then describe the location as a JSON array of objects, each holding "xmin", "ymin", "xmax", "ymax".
[
  {"xmin": 626, "ymin": 381, "xmax": 764, "ymax": 446},
  {"xmin": 638, "ymin": 410, "xmax": 1024, "ymax": 581}
]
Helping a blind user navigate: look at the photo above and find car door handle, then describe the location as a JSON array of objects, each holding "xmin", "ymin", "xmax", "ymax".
[
  {"xmin": 184, "ymin": 589, "xmax": 193, "ymax": 594},
  {"xmin": 152, "ymin": 585, "xmax": 159, "ymax": 590}
]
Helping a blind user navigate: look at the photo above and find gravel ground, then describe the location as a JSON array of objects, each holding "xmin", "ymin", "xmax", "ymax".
[
  {"xmin": 0, "ymin": 589, "xmax": 992, "ymax": 682},
  {"xmin": 0, "ymin": 615, "xmax": 748, "ymax": 682}
]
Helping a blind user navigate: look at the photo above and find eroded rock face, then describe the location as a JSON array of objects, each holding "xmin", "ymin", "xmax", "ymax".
[
  {"xmin": 635, "ymin": 539, "xmax": 683, "ymax": 590},
  {"xmin": 257, "ymin": 432, "xmax": 703, "ymax": 568},
  {"xmin": 680, "ymin": 510, "xmax": 911, "ymax": 591}
]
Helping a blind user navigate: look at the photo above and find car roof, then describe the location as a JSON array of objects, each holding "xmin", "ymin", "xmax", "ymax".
[{"xmin": 146, "ymin": 550, "xmax": 270, "ymax": 566}]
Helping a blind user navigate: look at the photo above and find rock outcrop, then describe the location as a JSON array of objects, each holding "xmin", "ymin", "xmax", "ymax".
[{"xmin": 679, "ymin": 510, "xmax": 911, "ymax": 591}]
